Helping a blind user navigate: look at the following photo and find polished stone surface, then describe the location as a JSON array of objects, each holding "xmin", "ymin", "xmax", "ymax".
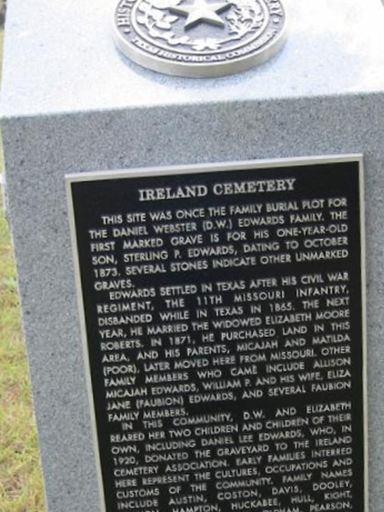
[{"xmin": 2, "ymin": 0, "xmax": 384, "ymax": 116}]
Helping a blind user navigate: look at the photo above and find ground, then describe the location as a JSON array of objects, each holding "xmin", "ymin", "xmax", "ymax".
[{"xmin": 0, "ymin": 11, "xmax": 46, "ymax": 511}]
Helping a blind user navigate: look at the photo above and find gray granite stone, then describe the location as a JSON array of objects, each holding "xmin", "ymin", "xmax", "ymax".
[{"xmin": 1, "ymin": 0, "xmax": 384, "ymax": 511}]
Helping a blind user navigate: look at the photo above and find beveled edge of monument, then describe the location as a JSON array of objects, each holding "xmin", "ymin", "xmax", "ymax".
[
  {"xmin": 65, "ymin": 153, "xmax": 368, "ymax": 512},
  {"xmin": 112, "ymin": 4, "xmax": 288, "ymax": 78}
]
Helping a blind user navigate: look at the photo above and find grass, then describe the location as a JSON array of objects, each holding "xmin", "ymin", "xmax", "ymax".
[
  {"xmin": 0, "ymin": 165, "xmax": 45, "ymax": 512},
  {"xmin": 0, "ymin": 23, "xmax": 46, "ymax": 512}
]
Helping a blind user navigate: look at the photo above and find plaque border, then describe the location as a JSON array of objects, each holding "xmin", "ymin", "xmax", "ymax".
[{"xmin": 66, "ymin": 154, "xmax": 368, "ymax": 512}]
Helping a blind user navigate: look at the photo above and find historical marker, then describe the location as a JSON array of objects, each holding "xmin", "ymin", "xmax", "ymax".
[
  {"xmin": 113, "ymin": 0, "xmax": 287, "ymax": 77},
  {"xmin": 67, "ymin": 157, "xmax": 367, "ymax": 512}
]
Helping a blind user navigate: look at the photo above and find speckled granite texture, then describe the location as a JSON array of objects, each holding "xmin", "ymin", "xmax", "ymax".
[{"xmin": 1, "ymin": 0, "xmax": 384, "ymax": 511}]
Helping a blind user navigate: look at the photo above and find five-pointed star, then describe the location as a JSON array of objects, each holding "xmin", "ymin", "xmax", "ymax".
[{"xmin": 169, "ymin": 0, "xmax": 231, "ymax": 29}]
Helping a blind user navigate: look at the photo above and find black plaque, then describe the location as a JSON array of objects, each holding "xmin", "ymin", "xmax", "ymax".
[{"xmin": 67, "ymin": 157, "xmax": 367, "ymax": 512}]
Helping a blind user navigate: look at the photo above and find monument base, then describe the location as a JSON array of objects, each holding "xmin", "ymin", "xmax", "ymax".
[{"xmin": 1, "ymin": 0, "xmax": 384, "ymax": 511}]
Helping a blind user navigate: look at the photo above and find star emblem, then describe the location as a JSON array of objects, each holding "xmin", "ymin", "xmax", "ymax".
[{"xmin": 169, "ymin": 0, "xmax": 232, "ymax": 29}]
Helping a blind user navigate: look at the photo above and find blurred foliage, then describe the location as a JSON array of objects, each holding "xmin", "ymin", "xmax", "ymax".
[
  {"xmin": 0, "ymin": 1, "xmax": 5, "ymax": 27},
  {"xmin": 0, "ymin": 16, "xmax": 46, "ymax": 512}
]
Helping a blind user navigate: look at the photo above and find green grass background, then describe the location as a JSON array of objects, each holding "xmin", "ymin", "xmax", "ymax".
[{"xmin": 0, "ymin": 16, "xmax": 46, "ymax": 512}]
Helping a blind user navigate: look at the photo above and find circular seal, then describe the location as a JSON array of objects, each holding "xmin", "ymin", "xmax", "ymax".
[{"xmin": 113, "ymin": 0, "xmax": 287, "ymax": 77}]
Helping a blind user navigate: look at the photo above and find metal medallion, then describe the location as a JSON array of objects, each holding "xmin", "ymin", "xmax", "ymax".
[{"xmin": 113, "ymin": 0, "xmax": 287, "ymax": 77}]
